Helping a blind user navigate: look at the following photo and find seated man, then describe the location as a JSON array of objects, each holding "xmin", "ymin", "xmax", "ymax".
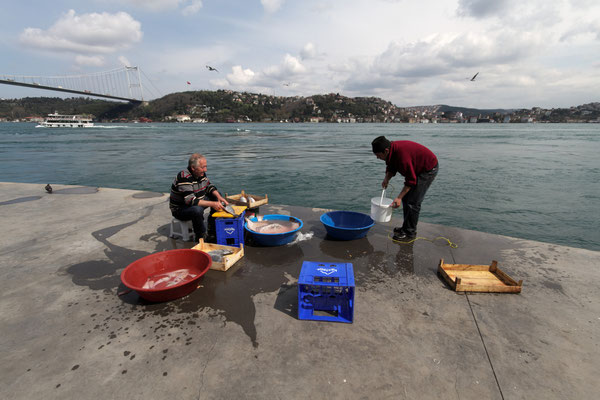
[{"xmin": 169, "ymin": 153, "xmax": 229, "ymax": 242}]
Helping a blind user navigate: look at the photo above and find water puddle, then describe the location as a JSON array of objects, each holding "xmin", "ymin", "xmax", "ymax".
[
  {"xmin": 53, "ymin": 187, "xmax": 98, "ymax": 195},
  {"xmin": 132, "ymin": 192, "xmax": 163, "ymax": 199},
  {"xmin": 0, "ymin": 196, "xmax": 42, "ymax": 205}
]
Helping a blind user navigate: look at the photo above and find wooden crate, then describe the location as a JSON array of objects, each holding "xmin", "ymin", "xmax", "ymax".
[
  {"xmin": 438, "ymin": 259, "xmax": 522, "ymax": 293},
  {"xmin": 225, "ymin": 190, "xmax": 268, "ymax": 209},
  {"xmin": 192, "ymin": 239, "xmax": 244, "ymax": 272}
]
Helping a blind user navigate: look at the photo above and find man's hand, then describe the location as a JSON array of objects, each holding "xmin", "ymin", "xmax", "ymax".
[
  {"xmin": 213, "ymin": 201, "xmax": 225, "ymax": 211},
  {"xmin": 390, "ymin": 197, "xmax": 402, "ymax": 209},
  {"xmin": 382, "ymin": 178, "xmax": 389, "ymax": 189}
]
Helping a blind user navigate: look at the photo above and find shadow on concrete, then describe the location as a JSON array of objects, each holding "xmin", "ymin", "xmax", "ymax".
[{"xmin": 273, "ymin": 283, "xmax": 298, "ymax": 319}]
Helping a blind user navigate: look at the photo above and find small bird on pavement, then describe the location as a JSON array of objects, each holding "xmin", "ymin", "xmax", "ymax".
[{"xmin": 45, "ymin": 184, "xmax": 53, "ymax": 193}]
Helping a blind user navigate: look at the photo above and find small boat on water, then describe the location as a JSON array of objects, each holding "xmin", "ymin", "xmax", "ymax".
[{"xmin": 37, "ymin": 112, "xmax": 94, "ymax": 128}]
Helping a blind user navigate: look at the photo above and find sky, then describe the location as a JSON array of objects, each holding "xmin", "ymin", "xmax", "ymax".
[{"xmin": 1, "ymin": 0, "xmax": 599, "ymax": 108}]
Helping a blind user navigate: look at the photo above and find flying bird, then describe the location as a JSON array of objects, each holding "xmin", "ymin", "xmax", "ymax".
[
  {"xmin": 45, "ymin": 184, "xmax": 53, "ymax": 193},
  {"xmin": 206, "ymin": 65, "xmax": 219, "ymax": 72},
  {"xmin": 283, "ymin": 82, "xmax": 291, "ymax": 86},
  {"xmin": 470, "ymin": 72, "xmax": 479, "ymax": 81}
]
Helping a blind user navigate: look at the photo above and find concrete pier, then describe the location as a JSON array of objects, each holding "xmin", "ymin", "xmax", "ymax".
[{"xmin": 1, "ymin": 182, "xmax": 599, "ymax": 399}]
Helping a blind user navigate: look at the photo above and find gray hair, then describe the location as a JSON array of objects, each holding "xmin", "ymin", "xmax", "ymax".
[{"xmin": 188, "ymin": 153, "xmax": 206, "ymax": 168}]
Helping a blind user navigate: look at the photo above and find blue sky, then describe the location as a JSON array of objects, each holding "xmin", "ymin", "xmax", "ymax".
[{"xmin": 1, "ymin": 0, "xmax": 599, "ymax": 108}]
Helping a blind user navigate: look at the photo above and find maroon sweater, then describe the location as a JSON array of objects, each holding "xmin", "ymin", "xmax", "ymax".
[{"xmin": 386, "ymin": 141, "xmax": 438, "ymax": 187}]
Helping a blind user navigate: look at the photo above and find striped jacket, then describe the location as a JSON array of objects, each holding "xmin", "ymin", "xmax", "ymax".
[{"xmin": 169, "ymin": 168, "xmax": 217, "ymax": 212}]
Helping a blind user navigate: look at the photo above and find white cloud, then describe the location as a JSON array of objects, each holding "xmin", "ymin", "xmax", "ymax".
[
  {"xmin": 75, "ymin": 55, "xmax": 105, "ymax": 66},
  {"xmin": 182, "ymin": 0, "xmax": 203, "ymax": 16},
  {"xmin": 300, "ymin": 42, "xmax": 317, "ymax": 60},
  {"xmin": 226, "ymin": 65, "xmax": 256, "ymax": 85},
  {"xmin": 261, "ymin": 0, "xmax": 285, "ymax": 14},
  {"xmin": 215, "ymin": 54, "xmax": 307, "ymax": 90},
  {"xmin": 107, "ymin": 0, "xmax": 202, "ymax": 15},
  {"xmin": 263, "ymin": 54, "xmax": 306, "ymax": 79},
  {"xmin": 119, "ymin": 0, "xmax": 183, "ymax": 11},
  {"xmin": 560, "ymin": 21, "xmax": 600, "ymax": 41},
  {"xmin": 370, "ymin": 30, "xmax": 540, "ymax": 81},
  {"xmin": 118, "ymin": 56, "xmax": 132, "ymax": 67},
  {"xmin": 19, "ymin": 10, "xmax": 142, "ymax": 55}
]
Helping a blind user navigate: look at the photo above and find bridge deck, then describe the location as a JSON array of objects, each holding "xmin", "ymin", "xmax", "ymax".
[{"xmin": 0, "ymin": 79, "xmax": 141, "ymax": 103}]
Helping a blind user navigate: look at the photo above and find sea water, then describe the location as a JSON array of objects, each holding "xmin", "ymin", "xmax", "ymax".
[{"xmin": 0, "ymin": 122, "xmax": 598, "ymax": 251}]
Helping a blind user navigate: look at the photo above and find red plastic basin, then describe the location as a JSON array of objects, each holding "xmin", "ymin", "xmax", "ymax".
[{"xmin": 121, "ymin": 249, "xmax": 211, "ymax": 302}]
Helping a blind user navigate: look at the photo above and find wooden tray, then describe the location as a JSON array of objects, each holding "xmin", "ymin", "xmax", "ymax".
[
  {"xmin": 225, "ymin": 190, "xmax": 268, "ymax": 209},
  {"xmin": 192, "ymin": 239, "xmax": 244, "ymax": 272},
  {"xmin": 438, "ymin": 259, "xmax": 522, "ymax": 293}
]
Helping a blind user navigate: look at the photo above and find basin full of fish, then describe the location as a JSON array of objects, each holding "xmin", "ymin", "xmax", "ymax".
[{"xmin": 246, "ymin": 219, "xmax": 300, "ymax": 234}]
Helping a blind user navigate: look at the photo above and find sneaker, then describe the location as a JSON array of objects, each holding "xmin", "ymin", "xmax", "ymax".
[
  {"xmin": 393, "ymin": 227, "xmax": 404, "ymax": 235},
  {"xmin": 393, "ymin": 231, "xmax": 416, "ymax": 241}
]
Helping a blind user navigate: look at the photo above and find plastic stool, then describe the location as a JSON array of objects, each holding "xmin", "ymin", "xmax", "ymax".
[{"xmin": 169, "ymin": 218, "xmax": 195, "ymax": 241}]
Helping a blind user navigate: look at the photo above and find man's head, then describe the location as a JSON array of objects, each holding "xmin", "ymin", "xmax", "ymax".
[
  {"xmin": 188, "ymin": 153, "xmax": 207, "ymax": 177},
  {"xmin": 372, "ymin": 136, "xmax": 391, "ymax": 160}
]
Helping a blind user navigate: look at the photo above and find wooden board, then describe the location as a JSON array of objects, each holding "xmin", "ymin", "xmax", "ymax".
[
  {"xmin": 225, "ymin": 190, "xmax": 268, "ymax": 209},
  {"xmin": 438, "ymin": 259, "xmax": 522, "ymax": 293},
  {"xmin": 192, "ymin": 239, "xmax": 244, "ymax": 272}
]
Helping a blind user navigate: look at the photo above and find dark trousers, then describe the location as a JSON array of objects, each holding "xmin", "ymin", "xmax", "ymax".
[
  {"xmin": 172, "ymin": 205, "xmax": 216, "ymax": 240},
  {"xmin": 401, "ymin": 164, "xmax": 438, "ymax": 236}
]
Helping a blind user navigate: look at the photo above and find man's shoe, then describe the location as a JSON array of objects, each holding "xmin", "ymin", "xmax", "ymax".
[
  {"xmin": 393, "ymin": 227, "xmax": 404, "ymax": 235},
  {"xmin": 204, "ymin": 234, "xmax": 217, "ymax": 244},
  {"xmin": 393, "ymin": 231, "xmax": 416, "ymax": 241}
]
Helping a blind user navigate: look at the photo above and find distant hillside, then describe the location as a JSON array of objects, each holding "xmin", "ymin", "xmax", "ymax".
[
  {"xmin": 0, "ymin": 92, "xmax": 598, "ymax": 123},
  {"xmin": 436, "ymin": 104, "xmax": 515, "ymax": 116}
]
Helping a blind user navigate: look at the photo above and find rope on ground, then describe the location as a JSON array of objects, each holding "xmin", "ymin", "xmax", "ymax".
[{"xmin": 389, "ymin": 233, "xmax": 458, "ymax": 248}]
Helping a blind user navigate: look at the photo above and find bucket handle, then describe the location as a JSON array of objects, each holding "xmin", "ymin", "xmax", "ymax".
[{"xmin": 379, "ymin": 189, "xmax": 386, "ymax": 206}]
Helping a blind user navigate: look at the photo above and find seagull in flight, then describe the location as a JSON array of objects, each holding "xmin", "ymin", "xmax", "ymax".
[
  {"xmin": 470, "ymin": 72, "xmax": 479, "ymax": 81},
  {"xmin": 283, "ymin": 82, "xmax": 291, "ymax": 86},
  {"xmin": 206, "ymin": 65, "xmax": 219, "ymax": 72}
]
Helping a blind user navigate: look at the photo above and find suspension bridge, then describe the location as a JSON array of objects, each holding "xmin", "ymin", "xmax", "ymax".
[{"xmin": 0, "ymin": 66, "xmax": 155, "ymax": 103}]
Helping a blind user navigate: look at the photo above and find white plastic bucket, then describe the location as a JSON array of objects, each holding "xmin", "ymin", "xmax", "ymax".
[{"xmin": 370, "ymin": 197, "xmax": 393, "ymax": 223}]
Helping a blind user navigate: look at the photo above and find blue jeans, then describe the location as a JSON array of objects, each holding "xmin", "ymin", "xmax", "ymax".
[
  {"xmin": 401, "ymin": 164, "xmax": 438, "ymax": 236},
  {"xmin": 172, "ymin": 205, "xmax": 215, "ymax": 239}
]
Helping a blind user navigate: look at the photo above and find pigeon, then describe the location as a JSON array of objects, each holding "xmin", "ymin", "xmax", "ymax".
[
  {"xmin": 45, "ymin": 184, "xmax": 53, "ymax": 193},
  {"xmin": 206, "ymin": 65, "xmax": 219, "ymax": 72}
]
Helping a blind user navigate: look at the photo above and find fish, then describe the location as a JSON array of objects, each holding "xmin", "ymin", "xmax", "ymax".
[
  {"xmin": 207, "ymin": 249, "xmax": 233, "ymax": 262},
  {"xmin": 142, "ymin": 269, "xmax": 197, "ymax": 290}
]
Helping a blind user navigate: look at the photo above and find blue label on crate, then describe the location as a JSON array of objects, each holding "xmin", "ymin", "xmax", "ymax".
[{"xmin": 316, "ymin": 267, "xmax": 337, "ymax": 275}]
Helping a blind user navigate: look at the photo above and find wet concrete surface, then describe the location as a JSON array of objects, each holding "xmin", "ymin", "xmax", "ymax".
[{"xmin": 1, "ymin": 182, "xmax": 599, "ymax": 399}]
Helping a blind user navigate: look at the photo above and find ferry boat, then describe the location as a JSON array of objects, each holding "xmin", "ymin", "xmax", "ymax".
[{"xmin": 38, "ymin": 113, "xmax": 94, "ymax": 128}]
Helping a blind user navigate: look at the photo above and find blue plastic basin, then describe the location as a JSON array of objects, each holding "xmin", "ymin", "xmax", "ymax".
[
  {"xmin": 244, "ymin": 214, "xmax": 303, "ymax": 246},
  {"xmin": 320, "ymin": 211, "xmax": 374, "ymax": 240}
]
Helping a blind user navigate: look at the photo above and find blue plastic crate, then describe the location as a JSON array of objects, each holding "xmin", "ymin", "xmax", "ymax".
[
  {"xmin": 215, "ymin": 213, "xmax": 245, "ymax": 247},
  {"xmin": 298, "ymin": 261, "xmax": 354, "ymax": 323}
]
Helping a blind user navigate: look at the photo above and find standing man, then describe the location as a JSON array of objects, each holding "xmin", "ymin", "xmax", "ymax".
[
  {"xmin": 372, "ymin": 136, "xmax": 438, "ymax": 241},
  {"xmin": 169, "ymin": 153, "xmax": 229, "ymax": 242}
]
